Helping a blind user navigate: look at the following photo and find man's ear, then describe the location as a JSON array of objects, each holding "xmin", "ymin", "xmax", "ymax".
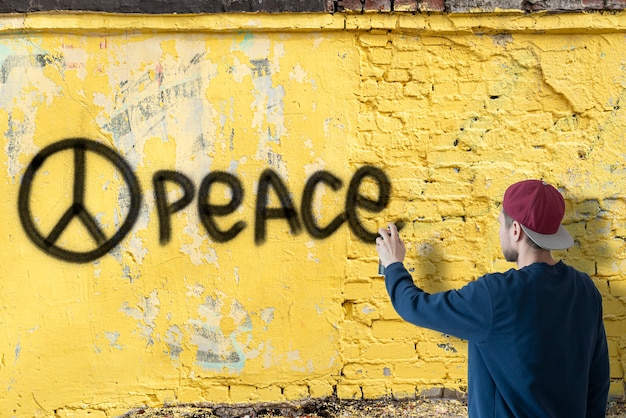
[{"xmin": 511, "ymin": 221, "xmax": 523, "ymax": 243}]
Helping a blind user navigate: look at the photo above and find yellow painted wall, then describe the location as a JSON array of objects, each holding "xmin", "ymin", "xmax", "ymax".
[{"xmin": 0, "ymin": 11, "xmax": 625, "ymax": 416}]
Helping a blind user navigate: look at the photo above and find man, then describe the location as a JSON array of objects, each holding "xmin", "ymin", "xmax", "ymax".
[{"xmin": 376, "ymin": 179, "xmax": 610, "ymax": 417}]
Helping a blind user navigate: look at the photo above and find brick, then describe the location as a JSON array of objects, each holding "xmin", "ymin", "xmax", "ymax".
[
  {"xmin": 390, "ymin": 383, "xmax": 417, "ymax": 399},
  {"xmin": 336, "ymin": 384, "xmax": 363, "ymax": 399},
  {"xmin": 364, "ymin": 0, "xmax": 392, "ymax": 12},
  {"xmin": 342, "ymin": 342, "xmax": 362, "ymax": 361},
  {"xmin": 392, "ymin": 32, "xmax": 425, "ymax": 50},
  {"xmin": 342, "ymin": 320, "xmax": 374, "ymax": 341},
  {"xmin": 369, "ymin": 48, "xmax": 393, "ymax": 65},
  {"xmin": 608, "ymin": 281, "xmax": 626, "ymax": 298},
  {"xmin": 609, "ymin": 381, "xmax": 625, "ymax": 398},
  {"xmin": 607, "ymin": 338, "xmax": 621, "ymax": 358},
  {"xmin": 384, "ymin": 69, "xmax": 411, "ymax": 83},
  {"xmin": 376, "ymin": 114, "xmax": 403, "ymax": 132},
  {"xmin": 367, "ymin": 131, "xmax": 393, "ymax": 146},
  {"xmin": 372, "ymin": 319, "xmax": 420, "ymax": 339},
  {"xmin": 283, "ymin": 384, "xmax": 309, "ymax": 400},
  {"xmin": 563, "ymin": 257, "xmax": 595, "ymax": 277},
  {"xmin": 394, "ymin": 0, "xmax": 418, "ymax": 11},
  {"xmin": 205, "ymin": 385, "xmax": 230, "ymax": 403},
  {"xmin": 604, "ymin": 0, "xmax": 626, "ymax": 9},
  {"xmin": 416, "ymin": 341, "xmax": 467, "ymax": 359},
  {"xmin": 596, "ymin": 257, "xmax": 626, "ymax": 277},
  {"xmin": 571, "ymin": 199, "xmax": 601, "ymax": 219},
  {"xmin": 344, "ymin": 281, "xmax": 374, "ymax": 300},
  {"xmin": 379, "ymin": 301, "xmax": 403, "ymax": 320},
  {"xmin": 610, "ymin": 358, "xmax": 624, "ymax": 379},
  {"xmin": 443, "ymin": 387, "xmax": 466, "ymax": 399},
  {"xmin": 345, "ymin": 259, "xmax": 379, "ymax": 280},
  {"xmin": 604, "ymin": 319, "xmax": 626, "ymax": 338},
  {"xmin": 351, "ymin": 301, "xmax": 380, "ymax": 325},
  {"xmin": 601, "ymin": 198, "xmax": 626, "ymax": 218},
  {"xmin": 176, "ymin": 386, "xmax": 205, "ymax": 403},
  {"xmin": 447, "ymin": 362, "xmax": 468, "ymax": 380},
  {"xmin": 582, "ymin": 0, "xmax": 604, "ymax": 8},
  {"xmin": 359, "ymin": 33, "xmax": 390, "ymax": 47},
  {"xmin": 376, "ymin": 98, "xmax": 430, "ymax": 112},
  {"xmin": 309, "ymin": 381, "xmax": 334, "ymax": 398},
  {"xmin": 337, "ymin": 0, "xmax": 363, "ymax": 12},
  {"xmin": 257, "ymin": 385, "xmax": 285, "ymax": 402},
  {"xmin": 362, "ymin": 383, "xmax": 391, "ymax": 398},
  {"xmin": 403, "ymin": 81, "xmax": 431, "ymax": 98},
  {"xmin": 360, "ymin": 80, "xmax": 380, "ymax": 100},
  {"xmin": 426, "ymin": 149, "xmax": 482, "ymax": 165},
  {"xmin": 394, "ymin": 360, "xmax": 448, "ymax": 381},
  {"xmin": 593, "ymin": 279, "xmax": 610, "ymax": 297},
  {"xmin": 360, "ymin": 64, "xmax": 386, "ymax": 79},
  {"xmin": 420, "ymin": 387, "xmax": 443, "ymax": 398},
  {"xmin": 230, "ymin": 384, "xmax": 259, "ymax": 402},
  {"xmin": 361, "ymin": 340, "xmax": 417, "ymax": 360},
  {"xmin": 446, "ymin": 1, "xmax": 523, "ymax": 13},
  {"xmin": 564, "ymin": 221, "xmax": 586, "ymax": 239},
  {"xmin": 418, "ymin": 0, "xmax": 445, "ymax": 10},
  {"xmin": 376, "ymin": 81, "xmax": 404, "ymax": 99},
  {"xmin": 603, "ymin": 297, "xmax": 626, "ymax": 318},
  {"xmin": 343, "ymin": 362, "xmax": 393, "ymax": 379}
]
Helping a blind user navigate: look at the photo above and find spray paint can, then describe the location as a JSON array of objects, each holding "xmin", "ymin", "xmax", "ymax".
[
  {"xmin": 377, "ymin": 222, "xmax": 405, "ymax": 276},
  {"xmin": 378, "ymin": 226, "xmax": 390, "ymax": 276}
]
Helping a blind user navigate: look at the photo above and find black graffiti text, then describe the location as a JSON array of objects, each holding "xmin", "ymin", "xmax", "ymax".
[
  {"xmin": 19, "ymin": 138, "xmax": 395, "ymax": 262},
  {"xmin": 154, "ymin": 164, "xmax": 392, "ymax": 245}
]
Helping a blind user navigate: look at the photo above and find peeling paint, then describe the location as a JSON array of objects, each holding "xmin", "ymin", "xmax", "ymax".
[
  {"xmin": 6, "ymin": 12, "xmax": 626, "ymax": 415},
  {"xmin": 165, "ymin": 325, "xmax": 183, "ymax": 360},
  {"xmin": 191, "ymin": 296, "xmax": 247, "ymax": 371},
  {"xmin": 14, "ymin": 339, "xmax": 20, "ymax": 362},
  {"xmin": 120, "ymin": 290, "xmax": 160, "ymax": 345},
  {"xmin": 105, "ymin": 331, "xmax": 123, "ymax": 350}
]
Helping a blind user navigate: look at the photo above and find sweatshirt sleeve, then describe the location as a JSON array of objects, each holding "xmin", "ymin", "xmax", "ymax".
[
  {"xmin": 586, "ymin": 294, "xmax": 610, "ymax": 418},
  {"xmin": 384, "ymin": 262, "xmax": 493, "ymax": 342}
]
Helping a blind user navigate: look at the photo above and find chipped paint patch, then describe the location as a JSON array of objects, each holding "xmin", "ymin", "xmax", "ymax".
[
  {"xmin": 165, "ymin": 325, "xmax": 183, "ymax": 360},
  {"xmin": 189, "ymin": 294, "xmax": 256, "ymax": 371},
  {"xmin": 105, "ymin": 331, "xmax": 123, "ymax": 350},
  {"xmin": 120, "ymin": 290, "xmax": 160, "ymax": 345}
]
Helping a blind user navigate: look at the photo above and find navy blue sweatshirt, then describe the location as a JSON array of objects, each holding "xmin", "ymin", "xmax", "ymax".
[{"xmin": 384, "ymin": 261, "xmax": 609, "ymax": 418}]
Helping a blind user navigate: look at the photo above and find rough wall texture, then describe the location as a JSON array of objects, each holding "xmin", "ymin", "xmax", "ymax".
[
  {"xmin": 2, "ymin": 0, "xmax": 626, "ymax": 13},
  {"xmin": 1, "ymin": 10, "xmax": 626, "ymax": 417}
]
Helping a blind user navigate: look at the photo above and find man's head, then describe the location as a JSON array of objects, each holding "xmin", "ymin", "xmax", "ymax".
[{"xmin": 499, "ymin": 180, "xmax": 574, "ymax": 261}]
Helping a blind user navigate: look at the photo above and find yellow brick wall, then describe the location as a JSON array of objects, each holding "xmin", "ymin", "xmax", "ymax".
[{"xmin": 0, "ymin": 11, "xmax": 625, "ymax": 416}]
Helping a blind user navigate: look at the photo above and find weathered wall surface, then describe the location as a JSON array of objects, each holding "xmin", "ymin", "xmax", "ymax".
[{"xmin": 1, "ymin": 10, "xmax": 626, "ymax": 417}]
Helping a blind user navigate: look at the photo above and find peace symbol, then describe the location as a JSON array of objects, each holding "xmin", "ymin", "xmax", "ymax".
[{"xmin": 18, "ymin": 138, "xmax": 142, "ymax": 263}]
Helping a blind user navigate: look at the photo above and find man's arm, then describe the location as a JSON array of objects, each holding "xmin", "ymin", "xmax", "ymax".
[
  {"xmin": 376, "ymin": 222, "xmax": 493, "ymax": 341},
  {"xmin": 586, "ymin": 301, "xmax": 610, "ymax": 418},
  {"xmin": 384, "ymin": 262, "xmax": 493, "ymax": 342}
]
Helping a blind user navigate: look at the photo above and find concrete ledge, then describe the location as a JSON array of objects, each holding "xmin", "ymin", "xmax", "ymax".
[{"xmin": 2, "ymin": 11, "xmax": 626, "ymax": 34}]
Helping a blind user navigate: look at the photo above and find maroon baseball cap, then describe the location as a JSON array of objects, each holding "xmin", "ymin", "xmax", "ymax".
[{"xmin": 502, "ymin": 180, "xmax": 574, "ymax": 250}]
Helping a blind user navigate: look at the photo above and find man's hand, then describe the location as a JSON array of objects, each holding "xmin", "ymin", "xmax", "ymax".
[{"xmin": 376, "ymin": 222, "xmax": 406, "ymax": 267}]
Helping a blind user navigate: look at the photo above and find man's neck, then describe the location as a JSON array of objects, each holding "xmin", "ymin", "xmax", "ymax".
[{"xmin": 516, "ymin": 248, "xmax": 557, "ymax": 269}]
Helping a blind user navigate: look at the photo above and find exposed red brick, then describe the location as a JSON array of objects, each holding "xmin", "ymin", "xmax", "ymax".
[
  {"xmin": 394, "ymin": 0, "xmax": 418, "ymax": 11},
  {"xmin": 582, "ymin": 0, "xmax": 605, "ymax": 8},
  {"xmin": 606, "ymin": 0, "xmax": 626, "ymax": 9},
  {"xmin": 337, "ymin": 0, "xmax": 364, "ymax": 12},
  {"xmin": 419, "ymin": 0, "xmax": 445, "ymax": 11},
  {"xmin": 364, "ymin": 0, "xmax": 392, "ymax": 11}
]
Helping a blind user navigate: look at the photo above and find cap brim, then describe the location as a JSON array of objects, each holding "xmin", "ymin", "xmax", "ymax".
[{"xmin": 520, "ymin": 224, "xmax": 574, "ymax": 250}]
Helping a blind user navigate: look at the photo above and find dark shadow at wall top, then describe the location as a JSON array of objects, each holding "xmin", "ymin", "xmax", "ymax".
[
  {"xmin": 0, "ymin": 0, "xmax": 331, "ymax": 14},
  {"xmin": 1, "ymin": 0, "xmax": 625, "ymax": 14}
]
